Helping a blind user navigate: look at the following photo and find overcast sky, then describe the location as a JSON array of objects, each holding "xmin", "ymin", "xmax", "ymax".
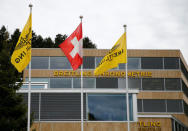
[{"xmin": 1, "ymin": 0, "xmax": 188, "ymax": 62}]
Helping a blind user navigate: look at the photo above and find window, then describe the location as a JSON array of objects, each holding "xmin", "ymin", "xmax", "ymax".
[
  {"xmin": 73, "ymin": 78, "xmax": 81, "ymax": 88},
  {"xmin": 142, "ymin": 78, "xmax": 164, "ymax": 90},
  {"xmin": 128, "ymin": 58, "xmax": 141, "ymax": 69},
  {"xmin": 50, "ymin": 57, "xmax": 71, "ymax": 69},
  {"xmin": 141, "ymin": 57, "xmax": 163, "ymax": 69},
  {"xmin": 181, "ymin": 60, "xmax": 188, "ymax": 81},
  {"xmin": 83, "ymin": 78, "xmax": 95, "ymax": 88},
  {"xmin": 165, "ymin": 78, "xmax": 181, "ymax": 91},
  {"xmin": 21, "ymin": 85, "xmax": 45, "ymax": 89},
  {"xmin": 19, "ymin": 93, "xmax": 40, "ymax": 120},
  {"xmin": 137, "ymin": 99, "xmax": 143, "ymax": 112},
  {"xmin": 129, "ymin": 78, "xmax": 141, "ymax": 90},
  {"xmin": 96, "ymin": 78, "xmax": 118, "ymax": 88},
  {"xmin": 95, "ymin": 57, "xmax": 103, "ymax": 68},
  {"xmin": 50, "ymin": 78, "xmax": 72, "ymax": 88},
  {"xmin": 83, "ymin": 56, "xmax": 95, "ymax": 69},
  {"xmin": 88, "ymin": 94, "xmax": 133, "ymax": 121},
  {"xmin": 143, "ymin": 99, "xmax": 166, "ymax": 112},
  {"xmin": 182, "ymin": 80, "xmax": 188, "ymax": 98},
  {"xmin": 164, "ymin": 57, "xmax": 179, "ymax": 69},
  {"xmin": 40, "ymin": 93, "xmax": 86, "ymax": 120},
  {"xmin": 167, "ymin": 100, "xmax": 183, "ymax": 112},
  {"xmin": 31, "ymin": 57, "xmax": 49, "ymax": 69}
]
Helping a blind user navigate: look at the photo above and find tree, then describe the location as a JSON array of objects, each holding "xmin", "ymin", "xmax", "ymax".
[
  {"xmin": 0, "ymin": 26, "xmax": 31, "ymax": 131},
  {"xmin": 54, "ymin": 34, "xmax": 67, "ymax": 48},
  {"xmin": 83, "ymin": 37, "xmax": 97, "ymax": 48}
]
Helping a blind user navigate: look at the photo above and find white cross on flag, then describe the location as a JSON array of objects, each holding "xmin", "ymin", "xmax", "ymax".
[{"xmin": 59, "ymin": 23, "xmax": 83, "ymax": 70}]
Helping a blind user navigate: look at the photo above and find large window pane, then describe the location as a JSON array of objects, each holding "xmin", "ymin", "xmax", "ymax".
[
  {"xmin": 182, "ymin": 80, "xmax": 188, "ymax": 98},
  {"xmin": 50, "ymin": 57, "xmax": 71, "ymax": 69},
  {"xmin": 181, "ymin": 60, "xmax": 188, "ymax": 81},
  {"xmin": 95, "ymin": 57, "xmax": 103, "ymax": 68},
  {"xmin": 83, "ymin": 56, "xmax": 95, "ymax": 69},
  {"xmin": 129, "ymin": 78, "xmax": 141, "ymax": 90},
  {"xmin": 19, "ymin": 93, "xmax": 40, "ymax": 120},
  {"xmin": 88, "ymin": 94, "xmax": 133, "ymax": 121},
  {"xmin": 31, "ymin": 57, "xmax": 49, "ymax": 69},
  {"xmin": 83, "ymin": 78, "xmax": 95, "ymax": 88},
  {"xmin": 50, "ymin": 78, "xmax": 72, "ymax": 88},
  {"xmin": 141, "ymin": 57, "xmax": 163, "ymax": 69},
  {"xmin": 137, "ymin": 99, "xmax": 143, "ymax": 112},
  {"xmin": 143, "ymin": 99, "xmax": 166, "ymax": 112},
  {"xmin": 164, "ymin": 57, "xmax": 179, "ymax": 69},
  {"xmin": 96, "ymin": 78, "xmax": 118, "ymax": 88},
  {"xmin": 167, "ymin": 100, "xmax": 183, "ymax": 112},
  {"xmin": 41, "ymin": 93, "xmax": 86, "ymax": 120},
  {"xmin": 73, "ymin": 78, "xmax": 81, "ymax": 88},
  {"xmin": 24, "ymin": 78, "xmax": 49, "ymax": 83},
  {"xmin": 128, "ymin": 58, "xmax": 141, "ymax": 69},
  {"xmin": 142, "ymin": 78, "xmax": 164, "ymax": 90},
  {"xmin": 165, "ymin": 78, "xmax": 181, "ymax": 91}
]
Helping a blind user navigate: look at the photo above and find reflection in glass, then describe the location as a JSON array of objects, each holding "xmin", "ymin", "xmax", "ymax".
[
  {"xmin": 88, "ymin": 94, "xmax": 133, "ymax": 121},
  {"xmin": 128, "ymin": 58, "xmax": 141, "ymax": 69},
  {"xmin": 50, "ymin": 57, "xmax": 71, "ymax": 69},
  {"xmin": 142, "ymin": 78, "xmax": 164, "ymax": 90},
  {"xmin": 83, "ymin": 56, "xmax": 95, "ymax": 69},
  {"xmin": 21, "ymin": 85, "xmax": 44, "ymax": 89},
  {"xmin": 31, "ymin": 57, "xmax": 49, "ymax": 69},
  {"xmin": 141, "ymin": 57, "xmax": 163, "ymax": 69},
  {"xmin": 50, "ymin": 78, "xmax": 72, "ymax": 88},
  {"xmin": 164, "ymin": 57, "xmax": 179, "ymax": 69}
]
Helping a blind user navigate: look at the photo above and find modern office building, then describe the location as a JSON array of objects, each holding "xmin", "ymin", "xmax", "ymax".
[{"xmin": 18, "ymin": 48, "xmax": 188, "ymax": 131}]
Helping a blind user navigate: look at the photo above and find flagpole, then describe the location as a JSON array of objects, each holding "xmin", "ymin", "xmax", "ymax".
[
  {"xmin": 124, "ymin": 25, "xmax": 130, "ymax": 131},
  {"xmin": 80, "ymin": 15, "xmax": 84, "ymax": 131},
  {"xmin": 27, "ymin": 4, "xmax": 33, "ymax": 131}
]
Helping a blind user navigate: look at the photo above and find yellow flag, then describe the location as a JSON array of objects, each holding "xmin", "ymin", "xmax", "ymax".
[
  {"xmin": 11, "ymin": 13, "xmax": 32, "ymax": 72},
  {"xmin": 94, "ymin": 33, "xmax": 127, "ymax": 75}
]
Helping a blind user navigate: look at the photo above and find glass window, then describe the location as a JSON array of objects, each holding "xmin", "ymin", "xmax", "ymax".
[
  {"xmin": 31, "ymin": 57, "xmax": 49, "ymax": 69},
  {"xmin": 128, "ymin": 58, "xmax": 141, "ymax": 69},
  {"xmin": 88, "ymin": 94, "xmax": 133, "ymax": 121},
  {"xmin": 73, "ymin": 78, "xmax": 81, "ymax": 88},
  {"xmin": 141, "ymin": 57, "xmax": 163, "ymax": 69},
  {"xmin": 50, "ymin": 57, "xmax": 71, "ymax": 69},
  {"xmin": 183, "ymin": 101, "xmax": 188, "ymax": 117},
  {"xmin": 83, "ymin": 78, "xmax": 95, "ymax": 88},
  {"xmin": 83, "ymin": 56, "xmax": 95, "ymax": 69},
  {"xmin": 96, "ymin": 78, "xmax": 118, "ymax": 88},
  {"xmin": 129, "ymin": 78, "xmax": 141, "ymax": 90},
  {"xmin": 164, "ymin": 57, "xmax": 179, "ymax": 69},
  {"xmin": 167, "ymin": 100, "xmax": 183, "ymax": 112},
  {"xmin": 181, "ymin": 60, "xmax": 188, "ymax": 81},
  {"xmin": 50, "ymin": 78, "xmax": 72, "ymax": 88},
  {"xmin": 40, "ymin": 93, "xmax": 86, "ymax": 120},
  {"xmin": 118, "ymin": 78, "xmax": 126, "ymax": 89},
  {"xmin": 142, "ymin": 78, "xmax": 164, "ymax": 90},
  {"xmin": 21, "ymin": 85, "xmax": 45, "ymax": 89},
  {"xmin": 182, "ymin": 80, "xmax": 188, "ymax": 99},
  {"xmin": 165, "ymin": 78, "xmax": 181, "ymax": 91},
  {"xmin": 143, "ymin": 99, "xmax": 166, "ymax": 112},
  {"xmin": 137, "ymin": 99, "xmax": 143, "ymax": 112},
  {"xmin": 95, "ymin": 57, "xmax": 103, "ymax": 68},
  {"xmin": 119, "ymin": 63, "xmax": 125, "ymax": 70},
  {"xmin": 19, "ymin": 93, "xmax": 40, "ymax": 120},
  {"xmin": 24, "ymin": 78, "xmax": 49, "ymax": 83}
]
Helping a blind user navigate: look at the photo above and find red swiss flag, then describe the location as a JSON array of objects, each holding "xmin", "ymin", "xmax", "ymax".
[{"xmin": 59, "ymin": 23, "xmax": 83, "ymax": 70}]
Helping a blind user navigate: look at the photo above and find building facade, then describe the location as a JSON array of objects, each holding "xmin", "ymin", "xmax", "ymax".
[{"xmin": 18, "ymin": 48, "xmax": 188, "ymax": 131}]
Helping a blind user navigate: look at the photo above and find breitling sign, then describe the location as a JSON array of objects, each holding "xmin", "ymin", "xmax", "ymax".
[{"xmin": 53, "ymin": 71, "xmax": 152, "ymax": 78}]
